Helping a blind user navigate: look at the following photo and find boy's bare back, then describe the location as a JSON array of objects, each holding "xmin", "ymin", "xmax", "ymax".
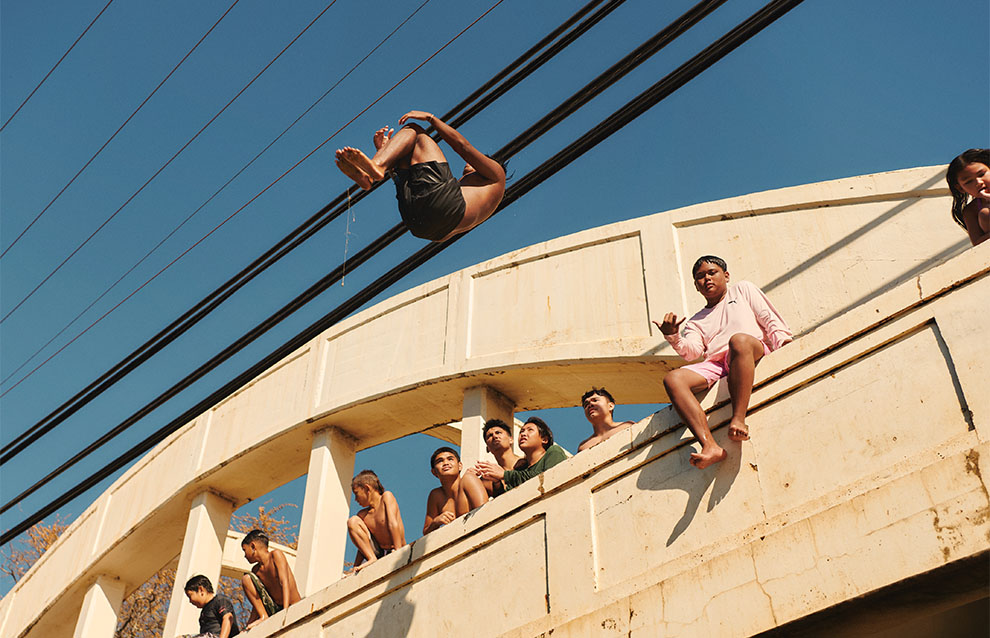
[{"xmin": 252, "ymin": 548, "xmax": 301, "ymax": 606}]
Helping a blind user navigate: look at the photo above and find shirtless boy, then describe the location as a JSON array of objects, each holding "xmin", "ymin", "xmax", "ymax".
[
  {"xmin": 479, "ymin": 419, "xmax": 525, "ymax": 497},
  {"xmin": 423, "ymin": 447, "xmax": 488, "ymax": 534},
  {"xmin": 240, "ymin": 529, "xmax": 301, "ymax": 629},
  {"xmin": 335, "ymin": 110, "xmax": 506, "ymax": 242},
  {"xmin": 654, "ymin": 255, "xmax": 792, "ymax": 469},
  {"xmin": 577, "ymin": 388, "xmax": 636, "ymax": 452},
  {"xmin": 346, "ymin": 470, "xmax": 406, "ymax": 573}
]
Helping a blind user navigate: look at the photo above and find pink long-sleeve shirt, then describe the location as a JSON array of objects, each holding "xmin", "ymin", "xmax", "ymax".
[{"xmin": 664, "ymin": 280, "xmax": 793, "ymax": 362}]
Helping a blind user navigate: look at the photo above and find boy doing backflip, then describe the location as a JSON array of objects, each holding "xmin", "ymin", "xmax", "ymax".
[
  {"xmin": 654, "ymin": 256, "xmax": 792, "ymax": 469},
  {"xmin": 335, "ymin": 110, "xmax": 506, "ymax": 242}
]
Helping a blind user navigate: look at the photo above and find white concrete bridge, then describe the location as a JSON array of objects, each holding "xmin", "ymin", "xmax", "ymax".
[{"xmin": 3, "ymin": 165, "xmax": 987, "ymax": 637}]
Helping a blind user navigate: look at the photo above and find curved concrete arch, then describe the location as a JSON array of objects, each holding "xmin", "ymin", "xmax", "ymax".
[{"xmin": 2, "ymin": 165, "xmax": 981, "ymax": 638}]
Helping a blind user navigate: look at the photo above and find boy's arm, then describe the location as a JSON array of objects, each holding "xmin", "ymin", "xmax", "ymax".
[
  {"xmin": 502, "ymin": 446, "xmax": 569, "ymax": 489},
  {"xmin": 423, "ymin": 489, "xmax": 451, "ymax": 534},
  {"xmin": 382, "ymin": 491, "xmax": 407, "ymax": 548},
  {"xmin": 739, "ymin": 281, "xmax": 793, "ymax": 349},
  {"xmin": 399, "ymin": 111, "xmax": 505, "ymax": 183},
  {"xmin": 272, "ymin": 549, "xmax": 293, "ymax": 611},
  {"xmin": 219, "ymin": 612, "xmax": 234, "ymax": 638},
  {"xmin": 654, "ymin": 314, "xmax": 705, "ymax": 361}
]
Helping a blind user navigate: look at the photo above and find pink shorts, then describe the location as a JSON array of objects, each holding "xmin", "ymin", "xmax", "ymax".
[{"xmin": 681, "ymin": 341, "xmax": 770, "ymax": 389}]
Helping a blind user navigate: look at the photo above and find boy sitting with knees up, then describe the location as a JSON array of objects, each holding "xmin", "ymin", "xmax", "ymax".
[
  {"xmin": 240, "ymin": 529, "xmax": 301, "ymax": 629},
  {"xmin": 346, "ymin": 470, "xmax": 406, "ymax": 573},
  {"xmin": 423, "ymin": 446, "xmax": 489, "ymax": 533},
  {"xmin": 183, "ymin": 574, "xmax": 239, "ymax": 638},
  {"xmin": 654, "ymin": 255, "xmax": 792, "ymax": 469}
]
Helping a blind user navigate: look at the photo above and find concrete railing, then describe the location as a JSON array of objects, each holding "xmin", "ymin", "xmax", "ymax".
[{"xmin": 2, "ymin": 166, "xmax": 981, "ymax": 637}]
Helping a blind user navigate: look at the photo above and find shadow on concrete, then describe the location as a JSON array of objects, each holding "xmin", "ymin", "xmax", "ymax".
[{"xmin": 634, "ymin": 409, "xmax": 741, "ymax": 547}]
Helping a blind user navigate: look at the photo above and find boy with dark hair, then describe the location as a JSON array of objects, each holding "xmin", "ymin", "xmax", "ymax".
[
  {"xmin": 654, "ymin": 255, "xmax": 792, "ymax": 469},
  {"xmin": 474, "ymin": 418, "xmax": 568, "ymax": 491},
  {"xmin": 423, "ymin": 446, "xmax": 488, "ymax": 534},
  {"xmin": 577, "ymin": 387, "xmax": 636, "ymax": 452},
  {"xmin": 240, "ymin": 529, "xmax": 302, "ymax": 629},
  {"xmin": 480, "ymin": 419, "xmax": 524, "ymax": 497},
  {"xmin": 346, "ymin": 470, "xmax": 406, "ymax": 573},
  {"xmin": 183, "ymin": 574, "xmax": 239, "ymax": 638}
]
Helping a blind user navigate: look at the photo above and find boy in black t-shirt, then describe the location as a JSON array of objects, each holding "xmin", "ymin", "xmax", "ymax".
[{"xmin": 183, "ymin": 574, "xmax": 240, "ymax": 638}]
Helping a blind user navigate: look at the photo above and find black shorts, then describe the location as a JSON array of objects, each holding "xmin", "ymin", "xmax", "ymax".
[{"xmin": 392, "ymin": 161, "xmax": 466, "ymax": 241}]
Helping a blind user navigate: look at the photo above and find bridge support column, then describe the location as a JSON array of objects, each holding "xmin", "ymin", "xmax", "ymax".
[
  {"xmin": 461, "ymin": 386, "xmax": 515, "ymax": 469},
  {"xmin": 72, "ymin": 575, "xmax": 125, "ymax": 638},
  {"xmin": 295, "ymin": 427, "xmax": 357, "ymax": 596},
  {"xmin": 163, "ymin": 491, "xmax": 235, "ymax": 638}
]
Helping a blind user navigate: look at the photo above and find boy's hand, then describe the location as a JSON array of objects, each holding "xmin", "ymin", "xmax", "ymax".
[
  {"xmin": 398, "ymin": 110, "xmax": 433, "ymax": 125},
  {"xmin": 473, "ymin": 460, "xmax": 505, "ymax": 480},
  {"xmin": 653, "ymin": 313, "xmax": 685, "ymax": 335},
  {"xmin": 434, "ymin": 511, "xmax": 456, "ymax": 526}
]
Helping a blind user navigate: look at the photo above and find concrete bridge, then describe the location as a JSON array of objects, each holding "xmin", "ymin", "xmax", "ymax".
[{"xmin": 3, "ymin": 165, "xmax": 987, "ymax": 637}]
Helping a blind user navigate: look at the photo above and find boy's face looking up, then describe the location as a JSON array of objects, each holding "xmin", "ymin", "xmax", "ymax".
[
  {"xmin": 185, "ymin": 586, "xmax": 211, "ymax": 608},
  {"xmin": 517, "ymin": 422, "xmax": 548, "ymax": 453},
  {"xmin": 484, "ymin": 425, "xmax": 512, "ymax": 454},
  {"xmin": 693, "ymin": 261, "xmax": 729, "ymax": 303},
  {"xmin": 431, "ymin": 451, "xmax": 461, "ymax": 478},
  {"xmin": 582, "ymin": 392, "xmax": 613, "ymax": 424}
]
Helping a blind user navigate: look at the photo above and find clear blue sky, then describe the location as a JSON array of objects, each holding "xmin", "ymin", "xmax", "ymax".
[{"xmin": 1, "ymin": 0, "xmax": 987, "ymax": 594}]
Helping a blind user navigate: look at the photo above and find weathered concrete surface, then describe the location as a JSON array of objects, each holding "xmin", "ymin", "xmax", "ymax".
[{"xmin": 1, "ymin": 165, "xmax": 984, "ymax": 637}]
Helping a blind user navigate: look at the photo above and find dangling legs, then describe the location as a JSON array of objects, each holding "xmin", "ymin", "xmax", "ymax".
[
  {"xmin": 664, "ymin": 368, "xmax": 727, "ymax": 469},
  {"xmin": 725, "ymin": 333, "xmax": 765, "ymax": 441}
]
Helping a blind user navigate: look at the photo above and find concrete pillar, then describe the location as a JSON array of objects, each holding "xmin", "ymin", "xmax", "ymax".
[
  {"xmin": 461, "ymin": 386, "xmax": 515, "ymax": 469},
  {"xmin": 72, "ymin": 575, "xmax": 125, "ymax": 638},
  {"xmin": 163, "ymin": 491, "xmax": 235, "ymax": 638},
  {"xmin": 295, "ymin": 427, "xmax": 357, "ymax": 596}
]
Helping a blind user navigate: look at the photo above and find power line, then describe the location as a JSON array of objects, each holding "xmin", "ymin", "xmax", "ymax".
[
  {"xmin": 0, "ymin": 0, "xmax": 242, "ymax": 262},
  {"xmin": 0, "ymin": 0, "xmax": 599, "ymax": 434},
  {"xmin": 0, "ymin": 0, "xmax": 805, "ymax": 545},
  {"xmin": 0, "ymin": 0, "xmax": 341, "ymax": 324},
  {"xmin": 0, "ymin": 0, "xmax": 615, "ymax": 395},
  {"xmin": 0, "ymin": 1, "xmax": 115, "ymax": 134},
  {"xmin": 0, "ymin": 0, "xmax": 436, "ymax": 390}
]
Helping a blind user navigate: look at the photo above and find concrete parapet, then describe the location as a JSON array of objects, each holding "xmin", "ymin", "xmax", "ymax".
[{"xmin": 2, "ymin": 165, "xmax": 984, "ymax": 637}]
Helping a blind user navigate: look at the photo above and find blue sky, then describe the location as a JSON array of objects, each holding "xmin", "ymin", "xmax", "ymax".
[{"xmin": 1, "ymin": 0, "xmax": 987, "ymax": 593}]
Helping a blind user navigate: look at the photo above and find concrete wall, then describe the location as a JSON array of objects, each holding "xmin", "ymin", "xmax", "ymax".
[{"xmin": 1, "ymin": 165, "xmax": 983, "ymax": 638}]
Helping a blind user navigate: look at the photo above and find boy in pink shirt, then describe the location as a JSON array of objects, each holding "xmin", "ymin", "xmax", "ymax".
[{"xmin": 653, "ymin": 256, "xmax": 792, "ymax": 469}]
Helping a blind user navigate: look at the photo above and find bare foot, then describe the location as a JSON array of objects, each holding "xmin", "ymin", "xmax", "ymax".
[
  {"xmin": 690, "ymin": 445, "xmax": 727, "ymax": 469},
  {"xmin": 373, "ymin": 126, "xmax": 394, "ymax": 150},
  {"xmin": 335, "ymin": 154, "xmax": 372, "ymax": 190},
  {"xmin": 340, "ymin": 146, "xmax": 386, "ymax": 182},
  {"xmin": 728, "ymin": 420, "xmax": 750, "ymax": 441}
]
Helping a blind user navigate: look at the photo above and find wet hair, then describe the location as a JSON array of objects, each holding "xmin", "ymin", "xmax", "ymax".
[
  {"xmin": 946, "ymin": 149, "xmax": 990, "ymax": 229},
  {"xmin": 483, "ymin": 418, "xmax": 512, "ymax": 438},
  {"xmin": 430, "ymin": 446, "xmax": 460, "ymax": 468},
  {"xmin": 184, "ymin": 574, "xmax": 213, "ymax": 593},
  {"xmin": 581, "ymin": 387, "xmax": 615, "ymax": 408},
  {"xmin": 241, "ymin": 529, "xmax": 269, "ymax": 547},
  {"xmin": 352, "ymin": 469, "xmax": 385, "ymax": 494},
  {"xmin": 524, "ymin": 416, "xmax": 554, "ymax": 449},
  {"xmin": 692, "ymin": 255, "xmax": 728, "ymax": 278}
]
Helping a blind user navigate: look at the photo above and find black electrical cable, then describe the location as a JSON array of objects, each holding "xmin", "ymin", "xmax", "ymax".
[
  {"xmin": 1, "ymin": 0, "xmax": 621, "ymax": 462},
  {"xmin": 0, "ymin": 0, "xmax": 804, "ymax": 546}
]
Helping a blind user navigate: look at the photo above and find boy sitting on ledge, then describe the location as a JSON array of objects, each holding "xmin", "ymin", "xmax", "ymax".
[
  {"xmin": 474, "ymin": 417, "xmax": 568, "ymax": 490},
  {"xmin": 183, "ymin": 574, "xmax": 239, "ymax": 638},
  {"xmin": 423, "ymin": 447, "xmax": 488, "ymax": 534},
  {"xmin": 577, "ymin": 387, "xmax": 636, "ymax": 452},
  {"xmin": 240, "ymin": 529, "xmax": 301, "ymax": 629},
  {"xmin": 654, "ymin": 255, "xmax": 792, "ymax": 469},
  {"xmin": 346, "ymin": 470, "xmax": 406, "ymax": 573}
]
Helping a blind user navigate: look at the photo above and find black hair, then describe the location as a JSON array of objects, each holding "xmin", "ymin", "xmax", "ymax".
[
  {"xmin": 946, "ymin": 149, "xmax": 990, "ymax": 229},
  {"xmin": 352, "ymin": 469, "xmax": 385, "ymax": 494},
  {"xmin": 184, "ymin": 574, "xmax": 214, "ymax": 593},
  {"xmin": 430, "ymin": 446, "xmax": 460, "ymax": 468},
  {"xmin": 581, "ymin": 387, "xmax": 615, "ymax": 407},
  {"xmin": 692, "ymin": 255, "xmax": 728, "ymax": 278},
  {"xmin": 483, "ymin": 418, "xmax": 512, "ymax": 438},
  {"xmin": 524, "ymin": 416, "xmax": 554, "ymax": 449},
  {"xmin": 241, "ymin": 529, "xmax": 269, "ymax": 547}
]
